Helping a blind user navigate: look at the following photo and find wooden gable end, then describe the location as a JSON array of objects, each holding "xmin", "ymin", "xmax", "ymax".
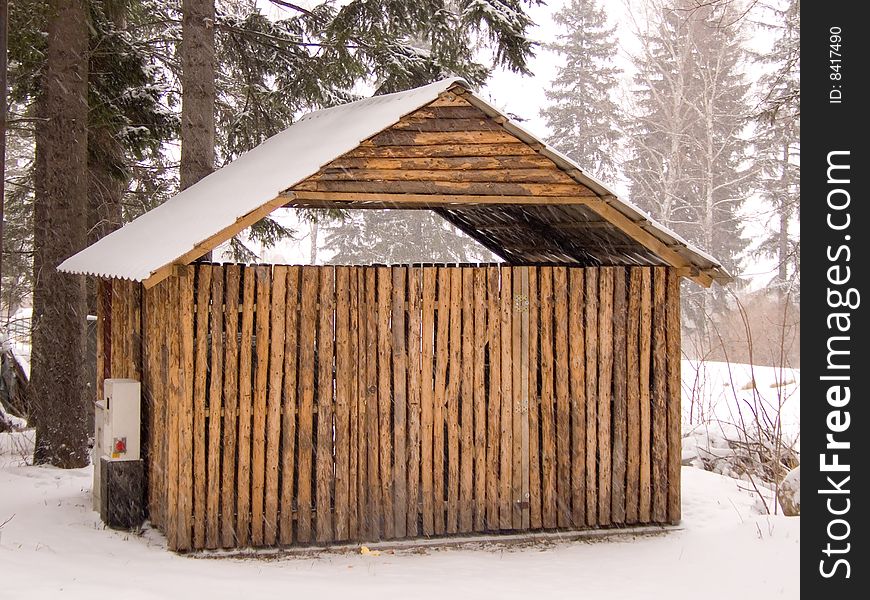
[{"xmin": 287, "ymin": 93, "xmax": 600, "ymax": 208}]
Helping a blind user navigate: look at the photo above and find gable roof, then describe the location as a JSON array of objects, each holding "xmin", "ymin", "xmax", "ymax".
[{"xmin": 58, "ymin": 78, "xmax": 730, "ymax": 287}]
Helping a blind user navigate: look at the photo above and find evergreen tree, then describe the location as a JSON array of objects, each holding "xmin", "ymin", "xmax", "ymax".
[
  {"xmin": 30, "ymin": 0, "xmax": 90, "ymax": 467},
  {"xmin": 752, "ymin": 0, "xmax": 799, "ymax": 295},
  {"xmin": 210, "ymin": 0, "xmax": 540, "ymax": 256},
  {"xmin": 324, "ymin": 210, "xmax": 497, "ymax": 265},
  {"xmin": 625, "ymin": 0, "xmax": 753, "ymax": 337},
  {"xmin": 540, "ymin": 0, "xmax": 622, "ymax": 182}
]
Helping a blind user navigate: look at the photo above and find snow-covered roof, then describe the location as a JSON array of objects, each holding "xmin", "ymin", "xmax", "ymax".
[
  {"xmin": 58, "ymin": 78, "xmax": 729, "ymax": 286},
  {"xmin": 59, "ymin": 79, "xmax": 466, "ymax": 282}
]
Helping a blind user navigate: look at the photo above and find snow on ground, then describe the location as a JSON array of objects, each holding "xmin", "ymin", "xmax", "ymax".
[
  {"xmin": 681, "ymin": 360, "xmax": 800, "ymax": 437},
  {"xmin": 1, "ymin": 437, "xmax": 798, "ymax": 599}
]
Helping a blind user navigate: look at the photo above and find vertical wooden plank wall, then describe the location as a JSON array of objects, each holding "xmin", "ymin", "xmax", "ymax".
[{"xmin": 106, "ymin": 263, "xmax": 683, "ymax": 552}]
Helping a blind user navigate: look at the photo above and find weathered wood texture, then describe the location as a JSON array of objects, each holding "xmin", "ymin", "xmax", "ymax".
[{"xmin": 108, "ymin": 263, "xmax": 682, "ymax": 551}]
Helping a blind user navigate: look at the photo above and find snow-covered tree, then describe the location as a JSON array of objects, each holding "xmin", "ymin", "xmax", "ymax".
[
  {"xmin": 540, "ymin": 0, "xmax": 622, "ymax": 182},
  {"xmin": 751, "ymin": 0, "xmax": 799, "ymax": 295}
]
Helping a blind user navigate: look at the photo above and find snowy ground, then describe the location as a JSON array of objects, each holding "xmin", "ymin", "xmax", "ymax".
[
  {"xmin": 1, "ymin": 361, "xmax": 798, "ymax": 598},
  {"xmin": 1, "ymin": 441, "xmax": 798, "ymax": 599}
]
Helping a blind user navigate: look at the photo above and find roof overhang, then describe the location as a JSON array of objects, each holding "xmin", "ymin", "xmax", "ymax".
[{"xmin": 58, "ymin": 78, "xmax": 730, "ymax": 289}]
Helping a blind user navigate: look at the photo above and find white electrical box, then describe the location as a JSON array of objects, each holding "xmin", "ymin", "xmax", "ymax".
[
  {"xmin": 98, "ymin": 378, "xmax": 141, "ymax": 460},
  {"xmin": 93, "ymin": 379, "xmax": 141, "ymax": 511},
  {"xmin": 94, "ymin": 379, "xmax": 141, "ymax": 512}
]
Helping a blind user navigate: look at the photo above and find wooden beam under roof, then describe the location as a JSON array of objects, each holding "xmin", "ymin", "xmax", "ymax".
[{"xmin": 282, "ymin": 190, "xmax": 598, "ymax": 208}]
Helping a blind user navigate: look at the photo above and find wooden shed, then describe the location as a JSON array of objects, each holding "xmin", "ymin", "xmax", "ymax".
[{"xmin": 59, "ymin": 78, "xmax": 729, "ymax": 552}]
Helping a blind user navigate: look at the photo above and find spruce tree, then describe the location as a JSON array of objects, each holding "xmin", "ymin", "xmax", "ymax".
[{"xmin": 541, "ymin": 0, "xmax": 622, "ymax": 182}]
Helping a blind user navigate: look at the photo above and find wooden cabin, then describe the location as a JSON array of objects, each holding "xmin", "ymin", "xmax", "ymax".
[{"xmin": 59, "ymin": 78, "xmax": 729, "ymax": 552}]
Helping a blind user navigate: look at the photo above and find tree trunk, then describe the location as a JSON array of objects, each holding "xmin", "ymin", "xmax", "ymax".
[
  {"xmin": 180, "ymin": 0, "xmax": 215, "ymax": 190},
  {"xmin": 777, "ymin": 141, "xmax": 789, "ymax": 293},
  {"xmin": 31, "ymin": 0, "xmax": 90, "ymax": 468},
  {"xmin": 181, "ymin": 0, "xmax": 216, "ymax": 260},
  {"xmin": 1, "ymin": 0, "xmax": 7, "ymax": 312}
]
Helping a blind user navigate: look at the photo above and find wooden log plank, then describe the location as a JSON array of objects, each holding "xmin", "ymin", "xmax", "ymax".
[
  {"xmin": 406, "ymin": 267, "xmax": 422, "ymax": 537},
  {"xmin": 251, "ymin": 266, "xmax": 272, "ymax": 546},
  {"xmin": 334, "ymin": 267, "xmax": 351, "ymax": 541},
  {"xmin": 666, "ymin": 269, "xmax": 682, "ymax": 524},
  {"xmin": 279, "ymin": 266, "xmax": 300, "ymax": 545},
  {"xmin": 166, "ymin": 278, "xmax": 181, "ymax": 550},
  {"xmin": 347, "ymin": 268, "xmax": 361, "ymax": 539},
  {"xmin": 499, "ymin": 267, "xmax": 513, "ymax": 530},
  {"xmin": 364, "ymin": 268, "xmax": 381, "ymax": 540},
  {"xmin": 638, "ymin": 269, "xmax": 653, "ymax": 523},
  {"xmin": 147, "ymin": 282, "xmax": 161, "ymax": 530},
  {"xmin": 553, "ymin": 267, "xmax": 571, "ymax": 528},
  {"xmin": 327, "ymin": 155, "xmax": 555, "ymax": 171},
  {"xmin": 625, "ymin": 269, "xmax": 642, "ymax": 525},
  {"xmin": 192, "ymin": 266, "xmax": 212, "ymax": 549},
  {"xmin": 296, "ymin": 267, "xmax": 318, "ymax": 543},
  {"xmin": 353, "ymin": 269, "xmax": 369, "ymax": 539},
  {"xmin": 420, "ymin": 267, "xmax": 437, "ymax": 535},
  {"xmin": 138, "ymin": 284, "xmax": 153, "ymax": 523},
  {"xmin": 376, "ymin": 267, "xmax": 394, "ymax": 539},
  {"xmin": 265, "ymin": 266, "xmax": 287, "ymax": 546},
  {"xmin": 143, "ymin": 283, "xmax": 155, "ymax": 527},
  {"xmin": 221, "ymin": 266, "xmax": 241, "ymax": 547},
  {"xmin": 527, "ymin": 268, "xmax": 541, "ymax": 529},
  {"xmin": 539, "ymin": 267, "xmax": 557, "ymax": 529},
  {"xmin": 445, "ymin": 268, "xmax": 463, "ymax": 534},
  {"xmin": 459, "ymin": 268, "xmax": 474, "ymax": 533},
  {"xmin": 346, "ymin": 142, "xmax": 538, "ymax": 159},
  {"xmin": 611, "ymin": 268, "xmax": 628, "ymax": 525},
  {"xmin": 432, "ymin": 268, "xmax": 450, "ymax": 535},
  {"xmin": 131, "ymin": 283, "xmax": 142, "ymax": 380},
  {"xmin": 235, "ymin": 267, "xmax": 256, "ymax": 546},
  {"xmin": 426, "ymin": 93, "xmax": 474, "ymax": 108},
  {"xmin": 391, "ymin": 117, "xmax": 501, "ymax": 132},
  {"xmin": 584, "ymin": 267, "xmax": 599, "ymax": 527},
  {"xmin": 472, "ymin": 268, "xmax": 487, "ymax": 531},
  {"xmin": 178, "ymin": 267, "xmax": 196, "ymax": 550},
  {"xmin": 316, "ymin": 266, "xmax": 335, "ymax": 542},
  {"xmin": 510, "ymin": 268, "xmax": 524, "ymax": 529},
  {"xmin": 519, "ymin": 267, "xmax": 531, "ymax": 530},
  {"xmin": 141, "ymin": 284, "xmax": 158, "ymax": 527},
  {"xmin": 568, "ymin": 268, "xmax": 586, "ymax": 528},
  {"xmin": 96, "ymin": 278, "xmax": 107, "ymax": 421},
  {"xmin": 315, "ymin": 168, "xmax": 574, "ymax": 185},
  {"xmin": 109, "ymin": 279, "xmax": 126, "ymax": 377},
  {"xmin": 370, "ymin": 129, "xmax": 519, "ymax": 146},
  {"xmin": 597, "ymin": 267, "xmax": 614, "ymax": 526},
  {"xmin": 651, "ymin": 267, "xmax": 668, "ymax": 523},
  {"xmin": 485, "ymin": 266, "xmax": 501, "ymax": 529},
  {"xmin": 285, "ymin": 191, "xmax": 594, "ymax": 209},
  {"xmin": 293, "ymin": 178, "xmax": 586, "ymax": 198},
  {"xmin": 391, "ymin": 267, "xmax": 408, "ymax": 538},
  {"xmin": 406, "ymin": 105, "xmax": 494, "ymax": 120},
  {"xmin": 206, "ymin": 268, "xmax": 225, "ymax": 549},
  {"xmin": 158, "ymin": 283, "xmax": 169, "ymax": 529}
]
